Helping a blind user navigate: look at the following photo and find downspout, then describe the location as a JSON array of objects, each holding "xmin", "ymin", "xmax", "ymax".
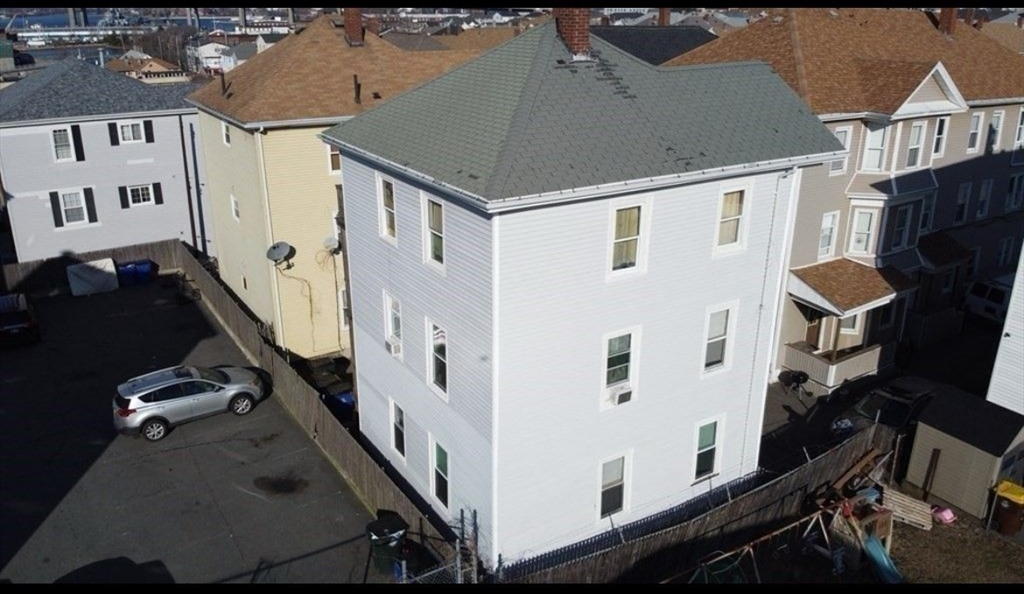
[
  {"xmin": 256, "ymin": 126, "xmax": 287, "ymax": 355},
  {"xmin": 177, "ymin": 114, "xmax": 198, "ymax": 250},
  {"xmin": 190, "ymin": 122, "xmax": 208, "ymax": 256}
]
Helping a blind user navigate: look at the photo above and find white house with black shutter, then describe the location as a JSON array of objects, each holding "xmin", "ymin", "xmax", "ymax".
[{"xmin": 0, "ymin": 58, "xmax": 214, "ymax": 263}]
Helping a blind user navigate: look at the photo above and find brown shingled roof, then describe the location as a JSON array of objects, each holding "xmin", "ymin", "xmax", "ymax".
[
  {"xmin": 665, "ymin": 8, "xmax": 1024, "ymax": 115},
  {"xmin": 792, "ymin": 258, "xmax": 916, "ymax": 312},
  {"xmin": 917, "ymin": 231, "xmax": 971, "ymax": 269},
  {"xmin": 978, "ymin": 21, "xmax": 1024, "ymax": 55},
  {"xmin": 188, "ymin": 14, "xmax": 489, "ymax": 125},
  {"xmin": 105, "ymin": 57, "xmax": 182, "ymax": 74}
]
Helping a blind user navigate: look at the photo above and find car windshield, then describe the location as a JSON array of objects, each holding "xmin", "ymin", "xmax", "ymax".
[
  {"xmin": 195, "ymin": 367, "xmax": 230, "ymax": 384},
  {"xmin": 854, "ymin": 393, "xmax": 912, "ymax": 427}
]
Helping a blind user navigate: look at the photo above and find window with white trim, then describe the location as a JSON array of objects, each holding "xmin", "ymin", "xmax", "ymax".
[
  {"xmin": 716, "ymin": 189, "xmax": 745, "ymax": 248},
  {"xmin": 230, "ymin": 195, "xmax": 240, "ymax": 222},
  {"xmin": 129, "ymin": 184, "xmax": 153, "ymax": 205},
  {"xmin": 862, "ymin": 123, "xmax": 887, "ymax": 171},
  {"xmin": 830, "ymin": 126, "xmax": 851, "ymax": 174},
  {"xmin": 890, "ymin": 204, "xmax": 913, "ymax": 251},
  {"xmin": 976, "ymin": 179, "xmax": 992, "ymax": 218},
  {"xmin": 428, "ymin": 320, "xmax": 447, "ymax": 396},
  {"xmin": 328, "ymin": 145, "xmax": 341, "ymax": 173},
  {"xmin": 818, "ymin": 211, "xmax": 839, "ymax": 259},
  {"xmin": 694, "ymin": 420, "xmax": 719, "ymax": 481},
  {"xmin": 52, "ymin": 127, "xmax": 74, "ymax": 161},
  {"xmin": 703, "ymin": 308, "xmax": 731, "ymax": 371},
  {"xmin": 932, "ymin": 116, "xmax": 948, "ymax": 157},
  {"xmin": 919, "ymin": 192, "xmax": 935, "ymax": 232},
  {"xmin": 966, "ymin": 248, "xmax": 981, "ymax": 279},
  {"xmin": 1014, "ymin": 107, "xmax": 1024, "ymax": 164},
  {"xmin": 59, "ymin": 190, "xmax": 86, "ymax": 225},
  {"xmin": 989, "ymin": 110, "xmax": 1004, "ymax": 153},
  {"xmin": 379, "ymin": 178, "xmax": 396, "ymax": 240},
  {"xmin": 967, "ymin": 112, "xmax": 983, "ymax": 153},
  {"xmin": 119, "ymin": 121, "xmax": 144, "ymax": 143},
  {"xmin": 600, "ymin": 456, "xmax": 625, "ymax": 518},
  {"xmin": 1007, "ymin": 173, "xmax": 1024, "ymax": 211},
  {"xmin": 384, "ymin": 292, "xmax": 402, "ymax": 356},
  {"xmin": 426, "ymin": 198, "xmax": 445, "ymax": 266},
  {"xmin": 391, "ymin": 401, "xmax": 405, "ymax": 458},
  {"xmin": 998, "ymin": 237, "xmax": 1014, "ymax": 268},
  {"xmin": 849, "ymin": 209, "xmax": 876, "ymax": 254},
  {"xmin": 431, "ymin": 438, "xmax": 449, "ymax": 509},
  {"xmin": 840, "ymin": 313, "xmax": 860, "ymax": 334},
  {"xmin": 612, "ymin": 206, "xmax": 641, "ymax": 271},
  {"xmin": 954, "ymin": 182, "xmax": 971, "ymax": 225},
  {"xmin": 941, "ymin": 269, "xmax": 955, "ymax": 294},
  {"xmin": 905, "ymin": 121, "xmax": 926, "ymax": 169},
  {"xmin": 221, "ymin": 121, "xmax": 231, "ymax": 146}
]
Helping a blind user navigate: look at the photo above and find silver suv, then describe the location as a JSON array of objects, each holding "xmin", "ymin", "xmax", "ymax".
[{"xmin": 113, "ymin": 365, "xmax": 267, "ymax": 441}]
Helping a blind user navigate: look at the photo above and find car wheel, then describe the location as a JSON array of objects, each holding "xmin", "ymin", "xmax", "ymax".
[
  {"xmin": 230, "ymin": 394, "xmax": 255, "ymax": 416},
  {"xmin": 142, "ymin": 419, "xmax": 168, "ymax": 442}
]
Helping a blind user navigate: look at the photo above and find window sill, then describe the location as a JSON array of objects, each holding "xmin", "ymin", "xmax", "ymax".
[
  {"xmin": 428, "ymin": 382, "xmax": 449, "ymax": 404},
  {"xmin": 691, "ymin": 472, "xmax": 719, "ymax": 487}
]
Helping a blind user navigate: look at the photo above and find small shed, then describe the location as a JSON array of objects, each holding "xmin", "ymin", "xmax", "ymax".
[{"xmin": 906, "ymin": 386, "xmax": 1024, "ymax": 519}]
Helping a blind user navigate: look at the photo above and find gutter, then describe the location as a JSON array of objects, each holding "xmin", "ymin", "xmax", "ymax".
[
  {"xmin": 185, "ymin": 99, "xmax": 351, "ymax": 131},
  {"xmin": 323, "ymin": 132, "xmax": 847, "ymax": 215},
  {"xmin": 966, "ymin": 97, "xmax": 1024, "ymax": 107},
  {"xmin": 0, "ymin": 108, "xmax": 197, "ymax": 129}
]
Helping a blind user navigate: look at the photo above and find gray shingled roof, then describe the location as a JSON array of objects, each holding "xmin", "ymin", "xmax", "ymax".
[
  {"xmin": 590, "ymin": 25, "xmax": 718, "ymax": 65},
  {"xmin": 322, "ymin": 22, "xmax": 842, "ymax": 202},
  {"xmin": 0, "ymin": 58, "xmax": 199, "ymax": 125}
]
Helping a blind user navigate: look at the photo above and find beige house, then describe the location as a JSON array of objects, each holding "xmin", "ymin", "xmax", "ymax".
[
  {"xmin": 669, "ymin": 8, "xmax": 1024, "ymax": 395},
  {"xmin": 186, "ymin": 10, "xmax": 503, "ymax": 361}
]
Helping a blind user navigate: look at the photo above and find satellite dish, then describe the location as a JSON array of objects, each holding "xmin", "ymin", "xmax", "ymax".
[
  {"xmin": 266, "ymin": 241, "xmax": 295, "ymax": 265},
  {"xmin": 323, "ymin": 236, "xmax": 340, "ymax": 253}
]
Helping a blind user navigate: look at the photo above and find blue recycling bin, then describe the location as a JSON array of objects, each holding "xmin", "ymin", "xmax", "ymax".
[
  {"xmin": 134, "ymin": 260, "xmax": 154, "ymax": 284},
  {"xmin": 117, "ymin": 262, "xmax": 137, "ymax": 287}
]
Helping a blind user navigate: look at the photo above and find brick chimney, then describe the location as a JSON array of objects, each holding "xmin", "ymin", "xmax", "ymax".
[
  {"xmin": 964, "ymin": 8, "xmax": 975, "ymax": 28},
  {"xmin": 553, "ymin": 7, "xmax": 591, "ymax": 59},
  {"xmin": 344, "ymin": 7, "xmax": 363, "ymax": 47},
  {"xmin": 938, "ymin": 7, "xmax": 957, "ymax": 35},
  {"xmin": 658, "ymin": 7, "xmax": 670, "ymax": 27},
  {"xmin": 366, "ymin": 16, "xmax": 380, "ymax": 37}
]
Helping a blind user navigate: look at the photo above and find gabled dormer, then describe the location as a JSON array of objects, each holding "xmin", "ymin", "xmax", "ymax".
[{"xmin": 890, "ymin": 62, "xmax": 968, "ymax": 121}]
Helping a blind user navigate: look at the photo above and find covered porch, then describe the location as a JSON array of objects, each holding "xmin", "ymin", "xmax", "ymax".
[{"xmin": 783, "ymin": 258, "xmax": 916, "ymax": 396}]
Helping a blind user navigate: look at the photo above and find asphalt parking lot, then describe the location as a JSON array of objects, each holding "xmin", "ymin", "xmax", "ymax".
[{"xmin": 0, "ymin": 278, "xmax": 388, "ymax": 583}]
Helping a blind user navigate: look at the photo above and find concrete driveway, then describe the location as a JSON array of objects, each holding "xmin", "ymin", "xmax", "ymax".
[{"xmin": 0, "ymin": 279, "xmax": 388, "ymax": 583}]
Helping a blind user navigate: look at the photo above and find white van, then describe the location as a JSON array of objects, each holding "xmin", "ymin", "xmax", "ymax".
[{"xmin": 963, "ymin": 274, "xmax": 1014, "ymax": 323}]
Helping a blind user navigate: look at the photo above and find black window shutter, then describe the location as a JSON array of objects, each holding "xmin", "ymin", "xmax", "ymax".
[
  {"xmin": 50, "ymin": 191, "xmax": 64, "ymax": 228},
  {"xmin": 84, "ymin": 188, "xmax": 98, "ymax": 223},
  {"xmin": 71, "ymin": 124, "xmax": 85, "ymax": 161},
  {"xmin": 108, "ymin": 123, "xmax": 120, "ymax": 146},
  {"xmin": 153, "ymin": 182, "xmax": 163, "ymax": 205},
  {"xmin": 119, "ymin": 186, "xmax": 130, "ymax": 209},
  {"xmin": 144, "ymin": 120, "xmax": 154, "ymax": 143}
]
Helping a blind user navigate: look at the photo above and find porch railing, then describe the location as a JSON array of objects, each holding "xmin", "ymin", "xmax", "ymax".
[{"xmin": 782, "ymin": 341, "xmax": 896, "ymax": 395}]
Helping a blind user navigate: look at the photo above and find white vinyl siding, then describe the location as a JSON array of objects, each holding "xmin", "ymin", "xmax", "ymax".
[
  {"xmin": 967, "ymin": 112, "xmax": 983, "ymax": 153},
  {"xmin": 905, "ymin": 122, "xmax": 926, "ymax": 169},
  {"xmin": 830, "ymin": 126, "xmax": 851, "ymax": 174},
  {"xmin": 932, "ymin": 116, "xmax": 948, "ymax": 157},
  {"xmin": 849, "ymin": 209, "xmax": 876, "ymax": 254},
  {"xmin": 818, "ymin": 211, "xmax": 839, "ymax": 260},
  {"xmin": 954, "ymin": 182, "xmax": 971, "ymax": 226},
  {"xmin": 862, "ymin": 123, "xmax": 887, "ymax": 171}
]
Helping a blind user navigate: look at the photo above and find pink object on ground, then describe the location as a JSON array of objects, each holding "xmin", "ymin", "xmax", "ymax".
[{"xmin": 931, "ymin": 506, "xmax": 957, "ymax": 524}]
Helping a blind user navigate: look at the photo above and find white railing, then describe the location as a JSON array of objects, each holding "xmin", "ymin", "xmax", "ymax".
[{"xmin": 783, "ymin": 341, "xmax": 896, "ymax": 395}]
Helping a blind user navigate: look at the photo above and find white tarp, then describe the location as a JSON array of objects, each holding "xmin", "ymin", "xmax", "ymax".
[{"xmin": 67, "ymin": 258, "xmax": 120, "ymax": 296}]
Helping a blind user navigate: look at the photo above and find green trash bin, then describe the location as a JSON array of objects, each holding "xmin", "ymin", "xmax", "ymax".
[{"xmin": 367, "ymin": 513, "xmax": 408, "ymax": 576}]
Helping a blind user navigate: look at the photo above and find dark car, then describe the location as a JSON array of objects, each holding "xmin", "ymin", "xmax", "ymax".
[
  {"xmin": 0, "ymin": 293, "xmax": 41, "ymax": 347},
  {"xmin": 831, "ymin": 376, "xmax": 935, "ymax": 438}
]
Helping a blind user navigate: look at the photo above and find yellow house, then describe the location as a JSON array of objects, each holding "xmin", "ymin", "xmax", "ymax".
[{"xmin": 187, "ymin": 10, "xmax": 508, "ymax": 361}]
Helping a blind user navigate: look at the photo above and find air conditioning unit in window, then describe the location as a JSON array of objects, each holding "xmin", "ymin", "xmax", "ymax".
[
  {"xmin": 385, "ymin": 339, "xmax": 402, "ymax": 357},
  {"xmin": 608, "ymin": 384, "xmax": 632, "ymax": 406}
]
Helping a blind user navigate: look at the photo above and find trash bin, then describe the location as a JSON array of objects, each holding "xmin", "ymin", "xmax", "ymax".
[
  {"xmin": 134, "ymin": 260, "xmax": 155, "ymax": 284},
  {"xmin": 994, "ymin": 480, "xmax": 1024, "ymax": 537},
  {"xmin": 367, "ymin": 512, "xmax": 408, "ymax": 575},
  {"xmin": 116, "ymin": 262, "xmax": 137, "ymax": 287}
]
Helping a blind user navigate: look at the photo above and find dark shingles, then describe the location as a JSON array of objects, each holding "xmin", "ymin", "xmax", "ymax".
[
  {"xmin": 590, "ymin": 26, "xmax": 718, "ymax": 65},
  {"xmin": 919, "ymin": 385, "xmax": 1024, "ymax": 457},
  {"xmin": 0, "ymin": 58, "xmax": 197, "ymax": 125},
  {"xmin": 323, "ymin": 22, "xmax": 843, "ymax": 202}
]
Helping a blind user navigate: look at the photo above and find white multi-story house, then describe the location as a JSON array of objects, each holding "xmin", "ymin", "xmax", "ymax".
[
  {"xmin": 987, "ymin": 252, "xmax": 1024, "ymax": 414},
  {"xmin": 321, "ymin": 9, "xmax": 842, "ymax": 568}
]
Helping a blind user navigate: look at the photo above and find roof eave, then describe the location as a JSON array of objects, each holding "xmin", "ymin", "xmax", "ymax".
[
  {"xmin": 0, "ymin": 107, "xmax": 197, "ymax": 129},
  {"xmin": 966, "ymin": 97, "xmax": 1024, "ymax": 107},
  {"xmin": 187, "ymin": 99, "xmax": 352, "ymax": 130},
  {"xmin": 818, "ymin": 112, "xmax": 892, "ymax": 123}
]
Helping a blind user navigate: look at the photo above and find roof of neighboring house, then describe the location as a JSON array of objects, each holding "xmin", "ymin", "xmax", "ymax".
[
  {"xmin": 665, "ymin": 8, "xmax": 1024, "ymax": 114},
  {"xmin": 432, "ymin": 27, "xmax": 519, "ymax": 51},
  {"xmin": 223, "ymin": 41, "xmax": 258, "ymax": 61},
  {"xmin": 978, "ymin": 21, "xmax": 1024, "ymax": 55},
  {"xmin": 258, "ymin": 33, "xmax": 288, "ymax": 43},
  {"xmin": 120, "ymin": 49, "xmax": 152, "ymax": 60},
  {"xmin": 917, "ymin": 231, "xmax": 971, "ymax": 269},
  {"xmin": 381, "ymin": 32, "xmax": 450, "ymax": 52},
  {"xmin": 187, "ymin": 14, "xmax": 491, "ymax": 126},
  {"xmin": 847, "ymin": 169, "xmax": 938, "ymax": 198},
  {"xmin": 0, "ymin": 58, "xmax": 199, "ymax": 125},
  {"xmin": 990, "ymin": 10, "xmax": 1023, "ymax": 24},
  {"xmin": 105, "ymin": 57, "xmax": 181, "ymax": 73},
  {"xmin": 919, "ymin": 383, "xmax": 1024, "ymax": 457},
  {"xmin": 590, "ymin": 25, "xmax": 718, "ymax": 65},
  {"xmin": 322, "ymin": 21, "xmax": 843, "ymax": 202},
  {"xmin": 791, "ymin": 258, "xmax": 916, "ymax": 313}
]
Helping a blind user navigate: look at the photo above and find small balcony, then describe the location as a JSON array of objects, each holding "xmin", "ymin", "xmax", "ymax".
[{"xmin": 782, "ymin": 340, "xmax": 897, "ymax": 397}]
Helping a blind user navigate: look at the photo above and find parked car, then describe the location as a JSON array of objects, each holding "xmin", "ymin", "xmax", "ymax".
[
  {"xmin": 831, "ymin": 376, "xmax": 935, "ymax": 438},
  {"xmin": 113, "ymin": 365, "xmax": 267, "ymax": 442},
  {"xmin": 0, "ymin": 293, "xmax": 41, "ymax": 347},
  {"xmin": 963, "ymin": 274, "xmax": 1014, "ymax": 324}
]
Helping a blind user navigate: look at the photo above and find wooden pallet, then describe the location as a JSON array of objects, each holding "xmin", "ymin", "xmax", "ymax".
[{"xmin": 882, "ymin": 488, "xmax": 933, "ymax": 531}]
